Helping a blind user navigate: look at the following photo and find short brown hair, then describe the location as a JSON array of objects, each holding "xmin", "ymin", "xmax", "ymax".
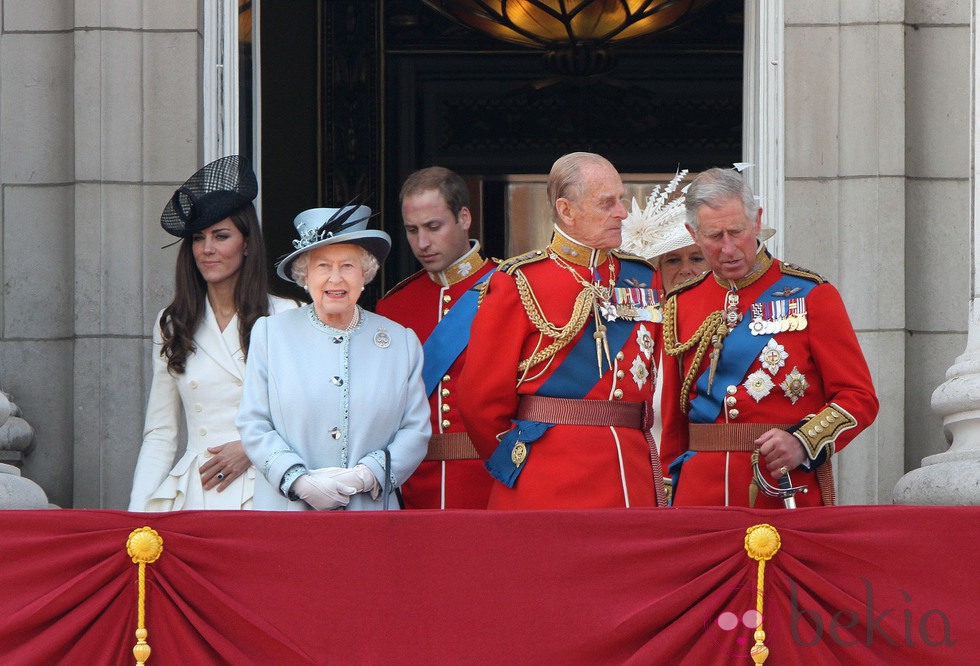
[{"xmin": 399, "ymin": 166, "xmax": 470, "ymax": 218}]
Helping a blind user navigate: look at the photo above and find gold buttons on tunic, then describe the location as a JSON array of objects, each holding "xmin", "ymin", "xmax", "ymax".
[
  {"xmin": 616, "ymin": 351, "xmax": 625, "ymax": 361},
  {"xmin": 725, "ymin": 396, "xmax": 737, "ymax": 407},
  {"xmin": 616, "ymin": 370, "xmax": 625, "ymax": 379},
  {"xmin": 613, "ymin": 389, "xmax": 624, "ymax": 399},
  {"xmin": 442, "ymin": 294, "xmax": 452, "ymax": 303},
  {"xmin": 727, "ymin": 385, "xmax": 737, "ymax": 395},
  {"xmin": 441, "ymin": 403, "xmax": 451, "ymax": 413},
  {"xmin": 441, "ymin": 388, "xmax": 450, "ymax": 398},
  {"xmin": 728, "ymin": 409, "xmax": 739, "ymax": 419},
  {"xmin": 443, "ymin": 374, "xmax": 451, "ymax": 382},
  {"xmin": 441, "ymin": 419, "xmax": 451, "ymax": 429}
]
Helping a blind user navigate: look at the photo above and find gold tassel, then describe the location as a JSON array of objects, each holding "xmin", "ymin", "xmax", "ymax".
[
  {"xmin": 127, "ymin": 527, "xmax": 164, "ymax": 665},
  {"xmin": 744, "ymin": 524, "xmax": 782, "ymax": 665}
]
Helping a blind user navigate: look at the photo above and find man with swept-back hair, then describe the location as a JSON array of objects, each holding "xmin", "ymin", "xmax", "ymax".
[
  {"xmin": 659, "ymin": 167, "xmax": 878, "ymax": 507},
  {"xmin": 458, "ymin": 152, "xmax": 668, "ymax": 509},
  {"xmin": 376, "ymin": 166, "xmax": 495, "ymax": 509}
]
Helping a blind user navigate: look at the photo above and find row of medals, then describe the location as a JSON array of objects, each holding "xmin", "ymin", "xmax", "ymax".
[
  {"xmin": 601, "ymin": 287, "xmax": 663, "ymax": 322},
  {"xmin": 748, "ymin": 298, "xmax": 808, "ymax": 336}
]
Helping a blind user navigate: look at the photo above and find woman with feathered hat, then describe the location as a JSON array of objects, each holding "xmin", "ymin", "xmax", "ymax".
[
  {"xmin": 237, "ymin": 205, "xmax": 430, "ymax": 510},
  {"xmin": 129, "ymin": 155, "xmax": 297, "ymax": 511}
]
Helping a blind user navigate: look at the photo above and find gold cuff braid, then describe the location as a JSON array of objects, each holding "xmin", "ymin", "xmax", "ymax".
[{"xmin": 791, "ymin": 403, "xmax": 856, "ymax": 460}]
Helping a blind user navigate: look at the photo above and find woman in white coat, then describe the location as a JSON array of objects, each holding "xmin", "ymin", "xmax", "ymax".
[
  {"xmin": 129, "ymin": 155, "xmax": 296, "ymax": 511},
  {"xmin": 237, "ymin": 205, "xmax": 430, "ymax": 511}
]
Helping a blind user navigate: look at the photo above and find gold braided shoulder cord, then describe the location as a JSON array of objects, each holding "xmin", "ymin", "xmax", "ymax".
[
  {"xmin": 662, "ymin": 294, "xmax": 728, "ymax": 413},
  {"xmin": 514, "ymin": 269, "xmax": 595, "ymax": 373}
]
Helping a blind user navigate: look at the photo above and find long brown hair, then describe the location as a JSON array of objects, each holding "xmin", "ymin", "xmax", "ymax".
[{"xmin": 159, "ymin": 203, "xmax": 270, "ymax": 374}]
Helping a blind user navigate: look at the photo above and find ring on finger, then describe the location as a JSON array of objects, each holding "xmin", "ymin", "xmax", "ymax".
[
  {"xmin": 216, "ymin": 472, "xmax": 226, "ymax": 480},
  {"xmin": 778, "ymin": 466, "xmax": 788, "ymax": 477}
]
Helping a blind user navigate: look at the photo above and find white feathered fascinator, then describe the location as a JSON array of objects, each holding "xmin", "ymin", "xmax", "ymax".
[{"xmin": 619, "ymin": 169, "xmax": 692, "ymax": 263}]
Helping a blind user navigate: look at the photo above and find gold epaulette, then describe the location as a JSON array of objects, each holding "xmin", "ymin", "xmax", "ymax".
[
  {"xmin": 475, "ymin": 275, "xmax": 493, "ymax": 306},
  {"xmin": 380, "ymin": 269, "xmax": 426, "ymax": 299},
  {"xmin": 473, "ymin": 258, "xmax": 506, "ymax": 306},
  {"xmin": 611, "ymin": 249, "xmax": 656, "ymax": 270},
  {"xmin": 780, "ymin": 262, "xmax": 825, "ymax": 284},
  {"xmin": 498, "ymin": 249, "xmax": 548, "ymax": 275},
  {"xmin": 665, "ymin": 270, "xmax": 711, "ymax": 299}
]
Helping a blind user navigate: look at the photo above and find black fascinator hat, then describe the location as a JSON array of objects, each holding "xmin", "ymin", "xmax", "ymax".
[{"xmin": 160, "ymin": 155, "xmax": 258, "ymax": 238}]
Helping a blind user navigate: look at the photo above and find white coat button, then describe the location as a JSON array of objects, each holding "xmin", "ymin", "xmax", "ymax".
[
  {"xmin": 199, "ymin": 428, "xmax": 207, "ymax": 436},
  {"xmin": 190, "ymin": 380, "xmax": 199, "ymax": 389},
  {"xmin": 194, "ymin": 403, "xmax": 203, "ymax": 412}
]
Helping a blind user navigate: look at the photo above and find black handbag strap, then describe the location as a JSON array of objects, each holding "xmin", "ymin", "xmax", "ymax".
[{"xmin": 383, "ymin": 449, "xmax": 392, "ymax": 510}]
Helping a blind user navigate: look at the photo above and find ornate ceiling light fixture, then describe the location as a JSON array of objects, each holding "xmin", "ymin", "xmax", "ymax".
[{"xmin": 422, "ymin": 0, "xmax": 718, "ymax": 76}]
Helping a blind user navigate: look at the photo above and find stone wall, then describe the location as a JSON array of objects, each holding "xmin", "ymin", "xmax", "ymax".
[
  {"xmin": 0, "ymin": 1, "xmax": 200, "ymax": 508},
  {"xmin": 781, "ymin": 1, "xmax": 970, "ymax": 503}
]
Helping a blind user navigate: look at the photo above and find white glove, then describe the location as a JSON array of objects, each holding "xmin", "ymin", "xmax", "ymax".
[
  {"xmin": 327, "ymin": 464, "xmax": 381, "ymax": 500},
  {"xmin": 292, "ymin": 470, "xmax": 357, "ymax": 510}
]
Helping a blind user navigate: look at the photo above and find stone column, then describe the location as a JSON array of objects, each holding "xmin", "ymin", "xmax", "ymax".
[
  {"xmin": 0, "ymin": 391, "xmax": 51, "ymax": 509},
  {"xmin": 894, "ymin": 304, "xmax": 980, "ymax": 504},
  {"xmin": 894, "ymin": 0, "xmax": 980, "ymax": 505}
]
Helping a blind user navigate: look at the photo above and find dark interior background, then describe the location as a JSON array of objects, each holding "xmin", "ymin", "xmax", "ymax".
[{"xmin": 258, "ymin": 0, "xmax": 744, "ymax": 306}]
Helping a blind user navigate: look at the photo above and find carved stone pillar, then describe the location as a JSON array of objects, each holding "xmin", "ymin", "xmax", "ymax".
[
  {"xmin": 0, "ymin": 392, "xmax": 50, "ymax": 509},
  {"xmin": 894, "ymin": 303, "xmax": 980, "ymax": 504},
  {"xmin": 0, "ymin": 392, "xmax": 35, "ymax": 467}
]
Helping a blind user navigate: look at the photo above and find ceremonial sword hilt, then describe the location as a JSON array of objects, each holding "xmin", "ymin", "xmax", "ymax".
[{"xmin": 750, "ymin": 449, "xmax": 808, "ymax": 509}]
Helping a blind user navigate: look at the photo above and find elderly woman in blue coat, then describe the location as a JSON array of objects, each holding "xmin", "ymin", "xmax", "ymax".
[{"xmin": 237, "ymin": 206, "xmax": 430, "ymax": 510}]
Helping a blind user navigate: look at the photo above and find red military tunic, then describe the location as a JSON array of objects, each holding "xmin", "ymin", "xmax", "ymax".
[
  {"xmin": 659, "ymin": 247, "xmax": 878, "ymax": 507},
  {"xmin": 376, "ymin": 242, "xmax": 495, "ymax": 509},
  {"xmin": 458, "ymin": 231, "xmax": 665, "ymax": 510}
]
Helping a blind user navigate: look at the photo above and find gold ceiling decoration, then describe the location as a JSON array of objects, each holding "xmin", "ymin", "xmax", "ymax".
[{"xmin": 423, "ymin": 0, "xmax": 717, "ymax": 75}]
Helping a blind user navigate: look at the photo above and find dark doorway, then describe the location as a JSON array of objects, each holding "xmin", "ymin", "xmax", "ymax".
[{"xmin": 259, "ymin": 0, "xmax": 744, "ymax": 304}]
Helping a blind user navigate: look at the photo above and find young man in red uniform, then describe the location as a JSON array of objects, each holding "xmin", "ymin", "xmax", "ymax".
[
  {"xmin": 659, "ymin": 167, "xmax": 878, "ymax": 507},
  {"xmin": 376, "ymin": 167, "xmax": 495, "ymax": 509},
  {"xmin": 458, "ymin": 152, "xmax": 668, "ymax": 509}
]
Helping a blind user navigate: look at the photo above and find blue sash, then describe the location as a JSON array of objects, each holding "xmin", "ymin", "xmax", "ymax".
[
  {"xmin": 688, "ymin": 274, "xmax": 816, "ymax": 424},
  {"xmin": 421, "ymin": 269, "xmax": 495, "ymax": 396},
  {"xmin": 486, "ymin": 259, "xmax": 654, "ymax": 486}
]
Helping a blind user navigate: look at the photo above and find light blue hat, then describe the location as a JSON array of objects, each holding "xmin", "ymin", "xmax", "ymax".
[{"xmin": 276, "ymin": 205, "xmax": 391, "ymax": 282}]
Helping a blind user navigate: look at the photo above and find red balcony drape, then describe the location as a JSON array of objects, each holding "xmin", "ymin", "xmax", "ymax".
[{"xmin": 0, "ymin": 506, "xmax": 976, "ymax": 665}]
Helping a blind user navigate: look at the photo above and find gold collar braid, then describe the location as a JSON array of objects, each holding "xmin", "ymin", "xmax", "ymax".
[
  {"xmin": 662, "ymin": 294, "xmax": 729, "ymax": 413},
  {"xmin": 514, "ymin": 269, "xmax": 595, "ymax": 373}
]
